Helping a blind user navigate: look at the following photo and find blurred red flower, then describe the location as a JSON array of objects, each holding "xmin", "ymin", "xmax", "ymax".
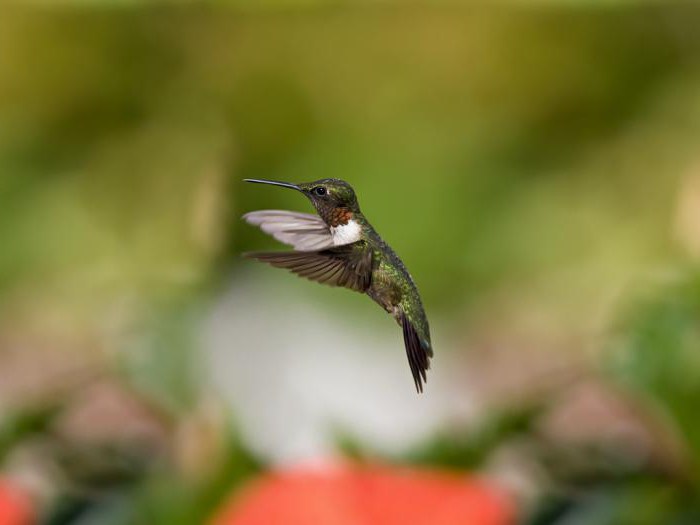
[
  {"xmin": 211, "ymin": 464, "xmax": 515, "ymax": 525},
  {"xmin": 0, "ymin": 480, "xmax": 35, "ymax": 525}
]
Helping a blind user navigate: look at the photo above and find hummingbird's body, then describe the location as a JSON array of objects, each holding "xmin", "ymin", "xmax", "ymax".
[{"xmin": 243, "ymin": 178, "xmax": 433, "ymax": 392}]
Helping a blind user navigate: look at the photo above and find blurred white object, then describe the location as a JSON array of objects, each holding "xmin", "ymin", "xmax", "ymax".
[{"xmin": 201, "ymin": 272, "xmax": 474, "ymax": 465}]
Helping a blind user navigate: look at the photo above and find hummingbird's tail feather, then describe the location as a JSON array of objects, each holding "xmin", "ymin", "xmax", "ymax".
[{"xmin": 400, "ymin": 310, "xmax": 431, "ymax": 394}]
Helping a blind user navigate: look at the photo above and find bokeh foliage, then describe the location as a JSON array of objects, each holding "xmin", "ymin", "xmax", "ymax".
[
  {"xmin": 2, "ymin": 2, "xmax": 700, "ymax": 316},
  {"xmin": 2, "ymin": 1, "xmax": 700, "ymax": 524}
]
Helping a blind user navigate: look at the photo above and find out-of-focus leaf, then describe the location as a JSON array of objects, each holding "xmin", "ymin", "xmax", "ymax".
[
  {"xmin": 528, "ymin": 480, "xmax": 698, "ymax": 525},
  {"xmin": 125, "ymin": 430, "xmax": 263, "ymax": 525},
  {"xmin": 608, "ymin": 274, "xmax": 700, "ymax": 475},
  {"xmin": 404, "ymin": 403, "xmax": 544, "ymax": 469},
  {"xmin": 337, "ymin": 402, "xmax": 544, "ymax": 469},
  {"xmin": 0, "ymin": 403, "xmax": 63, "ymax": 462}
]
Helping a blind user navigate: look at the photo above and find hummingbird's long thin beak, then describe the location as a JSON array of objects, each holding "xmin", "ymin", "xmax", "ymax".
[{"xmin": 244, "ymin": 179, "xmax": 301, "ymax": 191}]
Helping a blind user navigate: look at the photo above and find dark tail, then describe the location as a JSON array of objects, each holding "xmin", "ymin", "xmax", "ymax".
[{"xmin": 400, "ymin": 310, "xmax": 432, "ymax": 393}]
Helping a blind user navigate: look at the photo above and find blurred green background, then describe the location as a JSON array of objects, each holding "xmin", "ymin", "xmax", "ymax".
[{"xmin": 2, "ymin": 1, "xmax": 700, "ymax": 524}]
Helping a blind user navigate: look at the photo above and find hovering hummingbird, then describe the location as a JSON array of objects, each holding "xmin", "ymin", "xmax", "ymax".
[{"xmin": 242, "ymin": 178, "xmax": 433, "ymax": 393}]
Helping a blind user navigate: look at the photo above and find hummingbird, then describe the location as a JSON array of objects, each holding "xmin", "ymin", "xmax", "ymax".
[{"xmin": 242, "ymin": 178, "xmax": 433, "ymax": 393}]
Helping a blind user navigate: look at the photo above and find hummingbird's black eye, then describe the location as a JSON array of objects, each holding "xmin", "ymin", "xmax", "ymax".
[{"xmin": 313, "ymin": 186, "xmax": 327, "ymax": 196}]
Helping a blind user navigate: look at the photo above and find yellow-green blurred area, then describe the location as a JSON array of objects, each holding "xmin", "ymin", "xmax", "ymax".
[{"xmin": 3, "ymin": 1, "xmax": 700, "ymax": 524}]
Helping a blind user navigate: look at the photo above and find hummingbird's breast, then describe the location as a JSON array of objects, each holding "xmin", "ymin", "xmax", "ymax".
[
  {"xmin": 321, "ymin": 206, "xmax": 363, "ymax": 246},
  {"xmin": 330, "ymin": 220, "xmax": 362, "ymax": 245}
]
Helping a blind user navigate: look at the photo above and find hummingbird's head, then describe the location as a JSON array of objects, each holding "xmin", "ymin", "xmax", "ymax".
[
  {"xmin": 297, "ymin": 178, "xmax": 359, "ymax": 212},
  {"xmin": 245, "ymin": 178, "xmax": 361, "ymax": 226}
]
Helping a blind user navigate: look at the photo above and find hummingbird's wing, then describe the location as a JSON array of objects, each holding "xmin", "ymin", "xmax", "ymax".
[
  {"xmin": 243, "ymin": 210, "xmax": 334, "ymax": 251},
  {"xmin": 245, "ymin": 241, "xmax": 372, "ymax": 293}
]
